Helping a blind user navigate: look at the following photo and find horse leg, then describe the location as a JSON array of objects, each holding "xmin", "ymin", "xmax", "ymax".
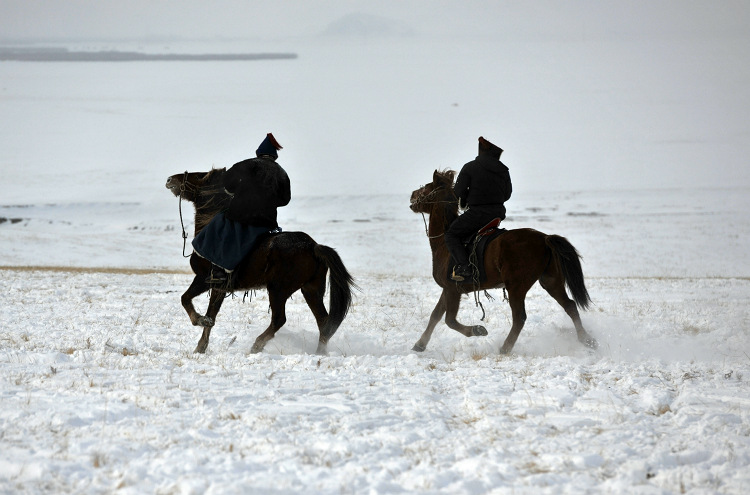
[
  {"xmin": 412, "ymin": 291, "xmax": 447, "ymax": 352},
  {"xmin": 444, "ymin": 290, "xmax": 489, "ymax": 338},
  {"xmin": 539, "ymin": 275, "xmax": 598, "ymax": 350},
  {"xmin": 301, "ymin": 277, "xmax": 332, "ymax": 355},
  {"xmin": 499, "ymin": 287, "xmax": 529, "ymax": 354},
  {"xmin": 250, "ymin": 288, "xmax": 290, "ymax": 354},
  {"xmin": 181, "ymin": 275, "xmax": 212, "ymax": 327},
  {"xmin": 194, "ymin": 288, "xmax": 226, "ymax": 354}
]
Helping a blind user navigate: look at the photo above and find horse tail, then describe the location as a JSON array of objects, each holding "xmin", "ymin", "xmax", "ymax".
[
  {"xmin": 545, "ymin": 235, "xmax": 591, "ymax": 310},
  {"xmin": 314, "ymin": 244, "xmax": 357, "ymax": 329}
]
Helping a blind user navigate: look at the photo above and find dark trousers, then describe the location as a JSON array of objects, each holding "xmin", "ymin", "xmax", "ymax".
[{"xmin": 445, "ymin": 205, "xmax": 505, "ymax": 266}]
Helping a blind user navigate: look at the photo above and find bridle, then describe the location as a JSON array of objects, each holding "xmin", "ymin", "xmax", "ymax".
[
  {"xmin": 175, "ymin": 170, "xmax": 229, "ymax": 257},
  {"xmin": 177, "ymin": 170, "xmax": 194, "ymax": 258},
  {"xmin": 411, "ymin": 183, "xmax": 458, "ymax": 239}
]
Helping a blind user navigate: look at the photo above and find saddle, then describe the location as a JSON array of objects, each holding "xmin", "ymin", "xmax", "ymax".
[{"xmin": 449, "ymin": 218, "xmax": 506, "ymax": 283}]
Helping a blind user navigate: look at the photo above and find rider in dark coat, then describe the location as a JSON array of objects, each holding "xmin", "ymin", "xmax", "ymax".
[
  {"xmin": 192, "ymin": 133, "xmax": 290, "ymax": 285},
  {"xmin": 223, "ymin": 136, "xmax": 291, "ymax": 229},
  {"xmin": 445, "ymin": 136, "xmax": 512, "ymax": 282}
]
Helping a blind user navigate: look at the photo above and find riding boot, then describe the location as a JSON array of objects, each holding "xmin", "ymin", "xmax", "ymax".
[
  {"xmin": 446, "ymin": 237, "xmax": 472, "ymax": 282},
  {"xmin": 205, "ymin": 264, "xmax": 228, "ymax": 285},
  {"xmin": 451, "ymin": 264, "xmax": 473, "ymax": 282},
  {"xmin": 446, "ymin": 220, "xmax": 473, "ymax": 282}
]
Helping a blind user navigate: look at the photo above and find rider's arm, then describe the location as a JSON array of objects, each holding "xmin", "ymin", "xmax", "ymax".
[{"xmin": 454, "ymin": 168, "xmax": 470, "ymax": 209}]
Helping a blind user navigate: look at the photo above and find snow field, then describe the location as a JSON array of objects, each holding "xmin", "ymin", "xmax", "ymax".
[{"xmin": 2, "ymin": 269, "xmax": 749, "ymax": 494}]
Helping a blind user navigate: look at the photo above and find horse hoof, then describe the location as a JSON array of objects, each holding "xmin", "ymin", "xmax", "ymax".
[
  {"xmin": 197, "ymin": 316, "xmax": 214, "ymax": 327},
  {"xmin": 472, "ymin": 325, "xmax": 488, "ymax": 337},
  {"xmin": 412, "ymin": 343, "xmax": 426, "ymax": 352},
  {"xmin": 250, "ymin": 344, "xmax": 263, "ymax": 354},
  {"xmin": 584, "ymin": 337, "xmax": 599, "ymax": 350},
  {"xmin": 194, "ymin": 343, "xmax": 207, "ymax": 354}
]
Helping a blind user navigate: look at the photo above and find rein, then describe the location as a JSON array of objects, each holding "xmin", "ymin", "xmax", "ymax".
[
  {"xmin": 178, "ymin": 170, "xmax": 192, "ymax": 258},
  {"xmin": 413, "ymin": 185, "xmax": 458, "ymax": 239},
  {"xmin": 420, "ymin": 212, "xmax": 444, "ymax": 239}
]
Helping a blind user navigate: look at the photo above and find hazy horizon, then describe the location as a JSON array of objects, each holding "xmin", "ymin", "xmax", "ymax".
[
  {"xmin": 2, "ymin": 1, "xmax": 749, "ymax": 197},
  {"xmin": 3, "ymin": 1, "xmax": 749, "ymax": 42}
]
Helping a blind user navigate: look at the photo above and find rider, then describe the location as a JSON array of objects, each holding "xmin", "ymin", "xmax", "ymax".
[
  {"xmin": 445, "ymin": 136, "xmax": 512, "ymax": 282},
  {"xmin": 193, "ymin": 133, "xmax": 291, "ymax": 285}
]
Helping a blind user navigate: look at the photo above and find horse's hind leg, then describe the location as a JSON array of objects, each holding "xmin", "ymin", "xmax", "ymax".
[
  {"xmin": 539, "ymin": 274, "xmax": 598, "ymax": 350},
  {"xmin": 499, "ymin": 287, "xmax": 529, "ymax": 354},
  {"xmin": 301, "ymin": 276, "xmax": 332, "ymax": 355},
  {"xmin": 194, "ymin": 288, "xmax": 226, "ymax": 354},
  {"xmin": 250, "ymin": 287, "xmax": 290, "ymax": 354}
]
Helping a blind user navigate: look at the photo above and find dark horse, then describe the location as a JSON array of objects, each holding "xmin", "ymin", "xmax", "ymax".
[
  {"xmin": 409, "ymin": 170, "xmax": 598, "ymax": 354},
  {"xmin": 166, "ymin": 169, "xmax": 356, "ymax": 354}
]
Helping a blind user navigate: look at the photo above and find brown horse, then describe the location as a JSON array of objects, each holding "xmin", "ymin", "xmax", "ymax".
[
  {"xmin": 166, "ymin": 169, "xmax": 357, "ymax": 354},
  {"xmin": 409, "ymin": 169, "xmax": 598, "ymax": 354}
]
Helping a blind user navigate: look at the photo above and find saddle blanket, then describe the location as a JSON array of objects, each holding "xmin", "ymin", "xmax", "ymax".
[{"xmin": 192, "ymin": 212, "xmax": 278, "ymax": 271}]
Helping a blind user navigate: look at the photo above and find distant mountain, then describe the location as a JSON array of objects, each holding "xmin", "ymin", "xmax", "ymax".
[
  {"xmin": 0, "ymin": 47, "xmax": 297, "ymax": 62},
  {"xmin": 322, "ymin": 13, "xmax": 414, "ymax": 37}
]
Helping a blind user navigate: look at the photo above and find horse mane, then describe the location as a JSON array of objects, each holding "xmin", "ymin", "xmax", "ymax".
[
  {"xmin": 435, "ymin": 169, "xmax": 456, "ymax": 186},
  {"xmin": 194, "ymin": 167, "xmax": 229, "ymax": 231},
  {"xmin": 435, "ymin": 169, "xmax": 459, "ymax": 225}
]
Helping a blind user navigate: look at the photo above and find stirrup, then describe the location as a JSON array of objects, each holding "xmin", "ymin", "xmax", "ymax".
[
  {"xmin": 205, "ymin": 266, "xmax": 228, "ymax": 285},
  {"xmin": 451, "ymin": 266, "xmax": 470, "ymax": 282}
]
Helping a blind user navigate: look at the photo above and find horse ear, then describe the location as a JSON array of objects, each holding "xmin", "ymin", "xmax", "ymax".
[{"xmin": 433, "ymin": 170, "xmax": 441, "ymax": 183}]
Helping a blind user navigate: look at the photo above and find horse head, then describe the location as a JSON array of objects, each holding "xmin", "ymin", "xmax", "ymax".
[
  {"xmin": 166, "ymin": 168, "xmax": 227, "ymax": 203},
  {"xmin": 410, "ymin": 169, "xmax": 456, "ymax": 214}
]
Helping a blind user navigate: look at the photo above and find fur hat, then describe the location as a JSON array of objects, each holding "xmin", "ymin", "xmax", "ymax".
[
  {"xmin": 256, "ymin": 133, "xmax": 283, "ymax": 159},
  {"xmin": 478, "ymin": 136, "xmax": 503, "ymax": 159}
]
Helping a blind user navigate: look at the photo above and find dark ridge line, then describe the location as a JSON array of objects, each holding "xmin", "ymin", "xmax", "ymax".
[{"xmin": 0, "ymin": 49, "xmax": 298, "ymax": 62}]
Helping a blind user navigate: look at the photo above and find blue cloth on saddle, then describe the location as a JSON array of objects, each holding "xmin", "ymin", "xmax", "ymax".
[{"xmin": 192, "ymin": 212, "xmax": 277, "ymax": 271}]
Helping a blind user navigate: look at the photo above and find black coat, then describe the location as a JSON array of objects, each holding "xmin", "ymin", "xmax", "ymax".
[
  {"xmin": 454, "ymin": 151, "xmax": 512, "ymax": 215},
  {"xmin": 222, "ymin": 157, "xmax": 291, "ymax": 228}
]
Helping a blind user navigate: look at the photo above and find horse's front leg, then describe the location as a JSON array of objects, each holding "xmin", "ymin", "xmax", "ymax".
[
  {"xmin": 444, "ymin": 289, "xmax": 488, "ymax": 338},
  {"xmin": 181, "ymin": 275, "xmax": 212, "ymax": 327},
  {"xmin": 194, "ymin": 288, "xmax": 226, "ymax": 354},
  {"xmin": 412, "ymin": 291, "xmax": 448, "ymax": 352}
]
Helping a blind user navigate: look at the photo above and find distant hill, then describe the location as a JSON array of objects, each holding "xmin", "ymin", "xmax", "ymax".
[
  {"xmin": 322, "ymin": 13, "xmax": 414, "ymax": 37},
  {"xmin": 0, "ymin": 47, "xmax": 298, "ymax": 62}
]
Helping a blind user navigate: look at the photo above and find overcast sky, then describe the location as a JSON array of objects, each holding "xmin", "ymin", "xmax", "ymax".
[
  {"xmin": 2, "ymin": 0, "xmax": 749, "ymax": 195},
  {"xmin": 2, "ymin": 1, "xmax": 749, "ymax": 43}
]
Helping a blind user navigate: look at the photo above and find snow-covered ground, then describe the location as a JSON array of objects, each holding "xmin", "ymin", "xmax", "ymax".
[
  {"xmin": 3, "ymin": 187, "xmax": 749, "ymax": 494},
  {"xmin": 2, "ymin": 19, "xmax": 750, "ymax": 494}
]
